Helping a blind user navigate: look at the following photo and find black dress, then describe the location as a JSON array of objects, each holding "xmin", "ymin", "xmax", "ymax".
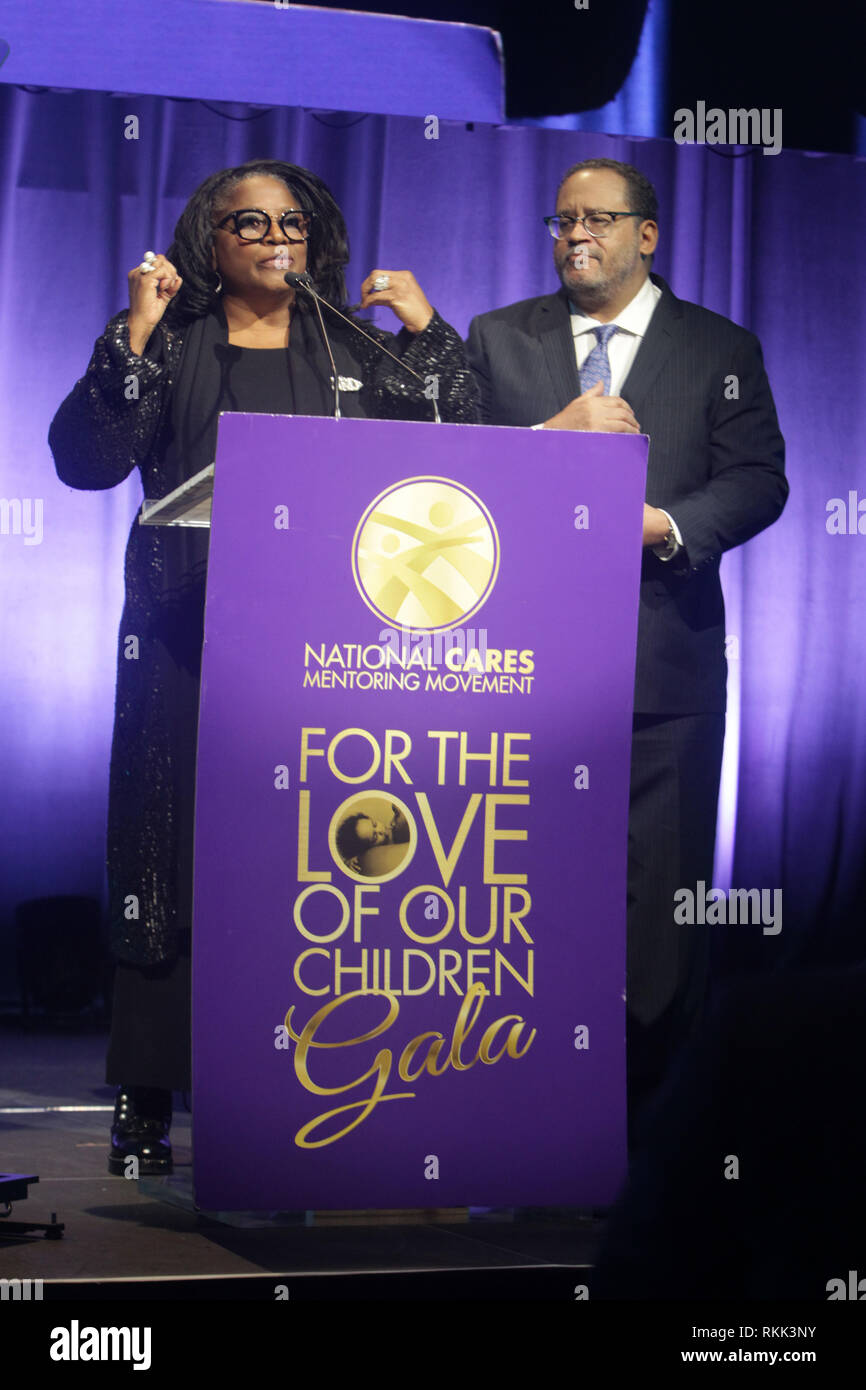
[
  {"xmin": 49, "ymin": 303, "xmax": 479, "ymax": 1091},
  {"xmin": 108, "ymin": 343, "xmax": 307, "ymax": 1091}
]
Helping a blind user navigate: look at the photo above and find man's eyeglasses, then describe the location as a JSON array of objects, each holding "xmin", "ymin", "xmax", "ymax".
[
  {"xmin": 543, "ymin": 211, "xmax": 645, "ymax": 240},
  {"xmin": 214, "ymin": 208, "xmax": 314, "ymax": 243}
]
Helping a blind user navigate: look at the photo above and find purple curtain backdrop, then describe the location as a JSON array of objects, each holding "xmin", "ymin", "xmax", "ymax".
[{"xmin": 2, "ymin": 85, "xmax": 865, "ymax": 997}]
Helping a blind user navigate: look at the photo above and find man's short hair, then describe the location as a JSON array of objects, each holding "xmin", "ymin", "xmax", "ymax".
[{"xmin": 557, "ymin": 158, "xmax": 658, "ymax": 265}]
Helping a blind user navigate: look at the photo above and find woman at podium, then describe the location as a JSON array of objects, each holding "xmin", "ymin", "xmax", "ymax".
[{"xmin": 48, "ymin": 159, "xmax": 479, "ymax": 1177}]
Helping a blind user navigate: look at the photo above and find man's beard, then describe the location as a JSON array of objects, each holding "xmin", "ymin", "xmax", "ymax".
[
  {"xmin": 562, "ymin": 272, "xmax": 610, "ymax": 312},
  {"xmin": 557, "ymin": 246, "xmax": 641, "ymax": 310}
]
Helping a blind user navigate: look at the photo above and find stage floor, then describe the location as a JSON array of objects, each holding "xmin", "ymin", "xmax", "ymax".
[{"xmin": 1, "ymin": 1023, "xmax": 605, "ymax": 1299}]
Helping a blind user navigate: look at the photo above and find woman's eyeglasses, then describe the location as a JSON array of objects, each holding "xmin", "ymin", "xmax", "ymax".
[{"xmin": 215, "ymin": 209, "xmax": 314, "ymax": 243}]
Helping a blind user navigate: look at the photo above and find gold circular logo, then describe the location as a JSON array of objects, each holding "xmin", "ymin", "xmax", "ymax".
[{"xmin": 352, "ymin": 477, "xmax": 499, "ymax": 630}]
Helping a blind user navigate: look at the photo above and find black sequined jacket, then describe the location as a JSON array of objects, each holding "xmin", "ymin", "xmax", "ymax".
[{"xmin": 49, "ymin": 307, "xmax": 479, "ymax": 965}]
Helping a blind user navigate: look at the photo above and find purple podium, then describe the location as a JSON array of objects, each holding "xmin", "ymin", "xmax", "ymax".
[{"xmin": 182, "ymin": 413, "xmax": 647, "ymax": 1211}]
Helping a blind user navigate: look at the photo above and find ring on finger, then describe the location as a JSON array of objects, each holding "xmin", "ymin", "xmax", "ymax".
[{"xmin": 372, "ymin": 274, "xmax": 391, "ymax": 291}]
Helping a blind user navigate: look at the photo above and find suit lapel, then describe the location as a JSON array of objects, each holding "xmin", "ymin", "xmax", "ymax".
[
  {"xmin": 537, "ymin": 292, "xmax": 582, "ymax": 409},
  {"xmin": 538, "ymin": 274, "xmax": 683, "ymax": 413},
  {"xmin": 619, "ymin": 274, "xmax": 682, "ymax": 415}
]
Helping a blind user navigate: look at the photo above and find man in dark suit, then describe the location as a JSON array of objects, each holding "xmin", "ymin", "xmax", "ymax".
[{"xmin": 466, "ymin": 158, "xmax": 787, "ymax": 1131}]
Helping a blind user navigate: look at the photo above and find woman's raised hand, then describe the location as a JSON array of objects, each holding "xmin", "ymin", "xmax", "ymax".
[
  {"xmin": 359, "ymin": 270, "xmax": 433, "ymax": 334},
  {"xmin": 127, "ymin": 253, "xmax": 183, "ymax": 355}
]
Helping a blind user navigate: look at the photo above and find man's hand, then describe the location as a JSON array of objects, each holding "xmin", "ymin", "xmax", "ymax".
[
  {"xmin": 542, "ymin": 380, "xmax": 641, "ymax": 433},
  {"xmin": 642, "ymin": 505, "xmax": 671, "ymax": 547}
]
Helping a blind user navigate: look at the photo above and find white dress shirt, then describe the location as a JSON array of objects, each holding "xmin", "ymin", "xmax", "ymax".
[{"xmin": 568, "ymin": 273, "xmax": 661, "ymax": 395}]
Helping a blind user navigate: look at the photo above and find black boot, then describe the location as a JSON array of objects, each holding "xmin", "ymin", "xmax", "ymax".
[{"xmin": 108, "ymin": 1085, "xmax": 173, "ymax": 1176}]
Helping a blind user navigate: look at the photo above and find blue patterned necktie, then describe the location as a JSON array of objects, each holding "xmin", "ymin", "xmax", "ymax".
[{"xmin": 580, "ymin": 323, "xmax": 619, "ymax": 395}]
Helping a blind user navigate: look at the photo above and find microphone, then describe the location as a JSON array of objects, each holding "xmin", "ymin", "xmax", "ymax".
[
  {"xmin": 285, "ymin": 271, "xmax": 441, "ymax": 423},
  {"xmin": 285, "ymin": 273, "xmax": 339, "ymax": 420}
]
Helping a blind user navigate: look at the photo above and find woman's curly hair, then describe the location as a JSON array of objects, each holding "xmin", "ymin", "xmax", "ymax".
[{"xmin": 162, "ymin": 159, "xmax": 350, "ymax": 327}]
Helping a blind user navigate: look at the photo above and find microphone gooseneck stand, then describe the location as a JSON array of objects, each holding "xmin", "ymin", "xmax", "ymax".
[{"xmin": 285, "ymin": 272, "xmax": 441, "ymax": 424}]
